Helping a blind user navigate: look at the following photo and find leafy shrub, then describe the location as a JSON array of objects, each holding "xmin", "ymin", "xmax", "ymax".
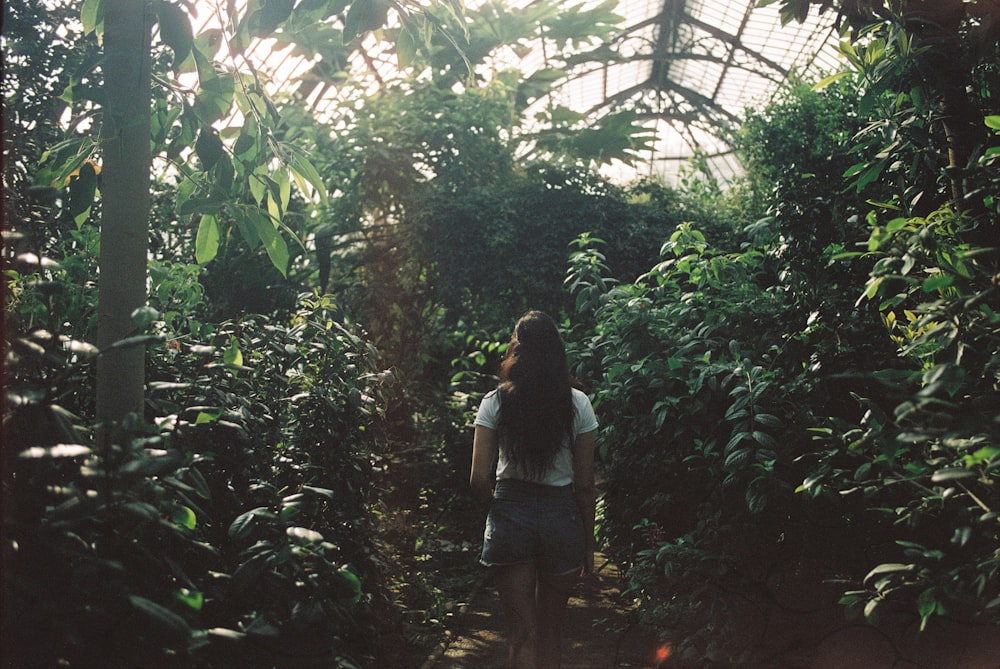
[
  {"xmin": 565, "ymin": 101, "xmax": 1000, "ymax": 664},
  {"xmin": 3, "ymin": 293, "xmax": 395, "ymax": 668},
  {"xmin": 810, "ymin": 192, "xmax": 1000, "ymax": 628},
  {"xmin": 566, "ymin": 228, "xmax": 827, "ymax": 657}
]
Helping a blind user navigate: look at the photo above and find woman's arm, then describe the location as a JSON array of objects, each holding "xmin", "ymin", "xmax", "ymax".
[
  {"xmin": 572, "ymin": 430, "xmax": 597, "ymax": 575},
  {"xmin": 470, "ymin": 425, "xmax": 499, "ymax": 502}
]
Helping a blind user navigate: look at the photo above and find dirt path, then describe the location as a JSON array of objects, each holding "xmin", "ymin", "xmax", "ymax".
[
  {"xmin": 423, "ymin": 554, "xmax": 665, "ymax": 669},
  {"xmin": 422, "ymin": 552, "xmax": 1000, "ymax": 669}
]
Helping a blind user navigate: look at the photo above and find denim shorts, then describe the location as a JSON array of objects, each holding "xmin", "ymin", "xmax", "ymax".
[{"xmin": 480, "ymin": 479, "xmax": 585, "ymax": 576}]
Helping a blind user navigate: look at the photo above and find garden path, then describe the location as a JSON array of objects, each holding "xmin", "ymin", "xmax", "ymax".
[
  {"xmin": 422, "ymin": 553, "xmax": 665, "ymax": 669},
  {"xmin": 421, "ymin": 552, "xmax": 1000, "ymax": 669}
]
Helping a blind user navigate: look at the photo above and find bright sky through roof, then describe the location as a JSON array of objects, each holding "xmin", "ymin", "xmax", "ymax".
[{"xmin": 186, "ymin": 0, "xmax": 843, "ymax": 185}]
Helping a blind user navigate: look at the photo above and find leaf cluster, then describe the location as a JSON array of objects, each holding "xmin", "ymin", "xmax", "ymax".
[
  {"xmin": 565, "ymin": 70, "xmax": 1000, "ymax": 660},
  {"xmin": 3, "ymin": 293, "xmax": 395, "ymax": 667}
]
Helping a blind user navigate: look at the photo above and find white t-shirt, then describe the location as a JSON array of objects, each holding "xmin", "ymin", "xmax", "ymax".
[{"xmin": 474, "ymin": 387, "xmax": 598, "ymax": 486}]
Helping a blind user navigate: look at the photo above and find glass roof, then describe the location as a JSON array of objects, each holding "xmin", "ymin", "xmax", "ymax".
[
  {"xmin": 200, "ymin": 0, "xmax": 844, "ymax": 185},
  {"xmin": 560, "ymin": 0, "xmax": 844, "ymax": 183}
]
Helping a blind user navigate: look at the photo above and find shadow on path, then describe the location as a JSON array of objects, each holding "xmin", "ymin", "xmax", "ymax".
[{"xmin": 423, "ymin": 554, "xmax": 665, "ymax": 669}]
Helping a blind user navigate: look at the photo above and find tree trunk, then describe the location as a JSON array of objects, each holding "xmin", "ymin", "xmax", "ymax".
[{"xmin": 96, "ymin": 1, "xmax": 152, "ymax": 422}]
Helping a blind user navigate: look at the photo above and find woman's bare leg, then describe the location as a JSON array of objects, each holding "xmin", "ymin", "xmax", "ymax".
[
  {"xmin": 535, "ymin": 572, "xmax": 576, "ymax": 669},
  {"xmin": 494, "ymin": 563, "xmax": 540, "ymax": 669}
]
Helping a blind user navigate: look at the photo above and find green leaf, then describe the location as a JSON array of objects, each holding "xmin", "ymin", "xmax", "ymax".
[
  {"xmin": 67, "ymin": 161, "xmax": 99, "ymax": 219},
  {"xmin": 170, "ymin": 505, "xmax": 197, "ymax": 530},
  {"xmin": 249, "ymin": 0, "xmax": 295, "ymax": 37},
  {"xmin": 81, "ymin": 0, "xmax": 103, "ymax": 35},
  {"xmin": 233, "ymin": 126, "xmax": 260, "ymax": 159},
  {"xmin": 193, "ymin": 75, "xmax": 235, "ymax": 125},
  {"xmin": 276, "ymin": 166, "xmax": 291, "ymax": 212},
  {"xmin": 156, "ymin": 1, "xmax": 194, "ymax": 67},
  {"xmin": 985, "ymin": 116, "xmax": 1000, "ymax": 131},
  {"xmin": 175, "ymin": 588, "xmax": 204, "ymax": 611},
  {"xmin": 917, "ymin": 588, "xmax": 938, "ymax": 629},
  {"xmin": 337, "ymin": 567, "xmax": 363, "ymax": 606},
  {"xmin": 755, "ymin": 413, "xmax": 782, "ymax": 428},
  {"xmin": 250, "ymin": 210, "xmax": 289, "ymax": 277},
  {"xmin": 964, "ymin": 446, "xmax": 999, "ymax": 467},
  {"xmin": 854, "ymin": 158, "xmax": 887, "ymax": 192},
  {"xmin": 724, "ymin": 431, "xmax": 749, "ymax": 454},
  {"xmin": 843, "ymin": 162, "xmax": 868, "ymax": 179},
  {"xmin": 921, "ymin": 273, "xmax": 953, "ymax": 292},
  {"xmin": 195, "ymin": 410, "xmax": 222, "ymax": 424},
  {"xmin": 249, "ymin": 167, "xmax": 268, "ymax": 205},
  {"xmin": 563, "ymin": 110, "xmax": 654, "ymax": 166},
  {"xmin": 120, "ymin": 450, "xmax": 183, "ymax": 476},
  {"xmin": 858, "ymin": 86, "xmax": 877, "ymax": 117},
  {"xmin": 724, "ymin": 448, "xmax": 751, "ymax": 470},
  {"xmin": 931, "ymin": 468, "xmax": 976, "ymax": 482},
  {"xmin": 812, "ymin": 71, "xmax": 850, "ymax": 91},
  {"xmin": 186, "ymin": 467, "xmax": 212, "ymax": 500},
  {"xmin": 124, "ymin": 501, "xmax": 160, "ymax": 521},
  {"xmin": 745, "ymin": 486, "xmax": 767, "ymax": 514},
  {"xmin": 864, "ymin": 563, "xmax": 914, "ymax": 583},
  {"xmin": 195, "ymin": 214, "xmax": 220, "ymax": 264},
  {"xmin": 228, "ymin": 507, "xmax": 276, "ymax": 541},
  {"xmin": 267, "ymin": 189, "xmax": 282, "ymax": 221},
  {"xmin": 128, "ymin": 595, "xmax": 192, "ymax": 641},
  {"xmin": 184, "ymin": 29, "xmax": 223, "ymax": 76},
  {"xmin": 178, "ymin": 196, "xmax": 225, "ymax": 216},
  {"xmin": 60, "ymin": 82, "xmax": 104, "ymax": 107},
  {"xmin": 231, "ymin": 207, "xmax": 260, "ymax": 246},
  {"xmin": 751, "ymin": 430, "xmax": 778, "ymax": 449},
  {"xmin": 287, "ymin": 526, "xmax": 324, "ymax": 544},
  {"xmin": 885, "ymin": 217, "xmax": 908, "ymax": 233},
  {"xmin": 105, "ymin": 334, "xmax": 165, "ymax": 351},
  {"xmin": 863, "ymin": 276, "xmax": 885, "ymax": 299},
  {"xmin": 396, "ymin": 24, "xmax": 419, "ymax": 68},
  {"xmin": 166, "ymin": 110, "xmax": 199, "ymax": 160},
  {"xmin": 516, "ymin": 68, "xmax": 565, "ymax": 108},
  {"xmin": 343, "ymin": 0, "xmax": 391, "ymax": 42},
  {"xmin": 131, "ymin": 305, "xmax": 160, "ymax": 329},
  {"xmin": 286, "ymin": 148, "xmax": 329, "ymax": 204},
  {"xmin": 195, "ymin": 127, "xmax": 224, "ymax": 169},
  {"xmin": 19, "ymin": 444, "xmax": 92, "ymax": 459},
  {"xmin": 223, "ymin": 337, "xmax": 243, "ymax": 367},
  {"xmin": 301, "ymin": 485, "xmax": 335, "ymax": 498}
]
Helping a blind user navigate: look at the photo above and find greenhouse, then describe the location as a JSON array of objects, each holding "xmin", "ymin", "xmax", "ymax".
[{"xmin": 3, "ymin": 0, "xmax": 999, "ymax": 667}]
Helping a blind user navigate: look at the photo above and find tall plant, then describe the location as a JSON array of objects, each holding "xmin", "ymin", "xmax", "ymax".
[
  {"xmin": 567, "ymin": 59, "xmax": 998, "ymax": 660},
  {"xmin": 3, "ymin": 293, "xmax": 392, "ymax": 667},
  {"xmin": 766, "ymin": 0, "xmax": 1000, "ymax": 629},
  {"xmin": 20, "ymin": 0, "xmax": 446, "ymax": 421}
]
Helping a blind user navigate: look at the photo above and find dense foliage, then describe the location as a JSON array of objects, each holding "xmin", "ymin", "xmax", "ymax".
[
  {"xmin": 1, "ymin": 1, "xmax": 659, "ymax": 664},
  {"xmin": 564, "ymin": 24, "xmax": 1000, "ymax": 665},
  {"xmin": 4, "ymin": 0, "xmax": 999, "ymax": 667},
  {"xmin": 4, "ymin": 295, "xmax": 393, "ymax": 667}
]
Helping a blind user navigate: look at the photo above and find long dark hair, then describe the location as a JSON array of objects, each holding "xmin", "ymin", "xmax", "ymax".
[{"xmin": 496, "ymin": 311, "xmax": 575, "ymax": 479}]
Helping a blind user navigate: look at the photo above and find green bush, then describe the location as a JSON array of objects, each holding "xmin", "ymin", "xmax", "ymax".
[
  {"xmin": 3, "ymin": 293, "xmax": 394, "ymax": 668},
  {"xmin": 813, "ymin": 195, "xmax": 1000, "ymax": 628},
  {"xmin": 565, "ymin": 88, "xmax": 1000, "ymax": 663},
  {"xmin": 566, "ymin": 228, "xmax": 832, "ymax": 657}
]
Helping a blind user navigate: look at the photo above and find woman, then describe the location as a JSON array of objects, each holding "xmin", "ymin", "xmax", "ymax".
[{"xmin": 469, "ymin": 311, "xmax": 598, "ymax": 669}]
